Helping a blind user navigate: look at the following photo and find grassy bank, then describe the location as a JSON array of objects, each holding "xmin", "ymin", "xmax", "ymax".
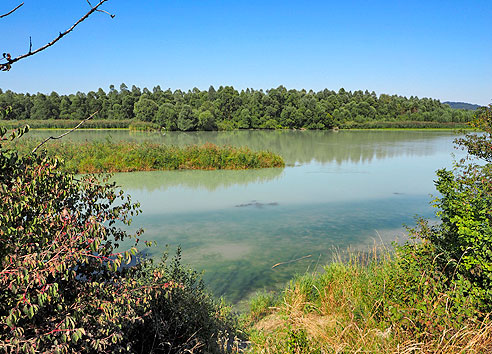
[
  {"xmin": 9, "ymin": 140, "xmax": 284, "ymax": 173},
  {"xmin": 0, "ymin": 119, "xmax": 133, "ymax": 129},
  {"xmin": 243, "ymin": 244, "xmax": 492, "ymax": 353},
  {"xmin": 0, "ymin": 119, "xmax": 470, "ymax": 131}
]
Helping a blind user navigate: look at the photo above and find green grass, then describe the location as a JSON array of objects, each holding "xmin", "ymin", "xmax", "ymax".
[
  {"xmin": 0, "ymin": 119, "xmax": 472, "ymax": 131},
  {"xmin": 243, "ymin": 244, "xmax": 492, "ymax": 353},
  {"xmin": 7, "ymin": 140, "xmax": 285, "ymax": 173},
  {"xmin": 0, "ymin": 119, "xmax": 133, "ymax": 129}
]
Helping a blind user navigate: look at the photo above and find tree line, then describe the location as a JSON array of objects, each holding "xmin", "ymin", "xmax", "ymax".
[{"xmin": 0, "ymin": 84, "xmax": 475, "ymax": 130}]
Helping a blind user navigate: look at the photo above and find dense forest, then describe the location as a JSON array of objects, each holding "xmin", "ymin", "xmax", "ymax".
[{"xmin": 0, "ymin": 85, "xmax": 474, "ymax": 130}]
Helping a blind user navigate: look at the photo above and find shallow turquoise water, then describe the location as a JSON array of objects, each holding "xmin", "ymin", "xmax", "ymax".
[{"xmin": 29, "ymin": 129, "xmax": 463, "ymax": 304}]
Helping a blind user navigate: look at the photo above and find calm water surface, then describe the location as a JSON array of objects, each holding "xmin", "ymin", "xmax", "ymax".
[{"xmin": 29, "ymin": 129, "xmax": 463, "ymax": 305}]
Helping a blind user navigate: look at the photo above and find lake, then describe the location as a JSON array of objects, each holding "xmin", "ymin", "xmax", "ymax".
[{"xmin": 28, "ymin": 129, "xmax": 463, "ymax": 306}]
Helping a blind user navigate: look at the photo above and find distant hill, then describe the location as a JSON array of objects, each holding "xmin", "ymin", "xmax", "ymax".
[{"xmin": 443, "ymin": 101, "xmax": 482, "ymax": 110}]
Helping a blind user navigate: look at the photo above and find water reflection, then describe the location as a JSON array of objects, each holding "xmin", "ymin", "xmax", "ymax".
[
  {"xmin": 26, "ymin": 129, "xmax": 458, "ymax": 165},
  {"xmin": 113, "ymin": 168, "xmax": 284, "ymax": 192}
]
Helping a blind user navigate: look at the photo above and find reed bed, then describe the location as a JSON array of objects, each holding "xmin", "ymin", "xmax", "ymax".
[
  {"xmin": 8, "ymin": 140, "xmax": 284, "ymax": 173},
  {"xmin": 0, "ymin": 119, "xmax": 133, "ymax": 129},
  {"xmin": 128, "ymin": 121, "xmax": 161, "ymax": 131}
]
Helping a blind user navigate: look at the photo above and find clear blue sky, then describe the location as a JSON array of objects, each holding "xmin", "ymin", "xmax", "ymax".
[{"xmin": 1, "ymin": 0, "xmax": 491, "ymax": 104}]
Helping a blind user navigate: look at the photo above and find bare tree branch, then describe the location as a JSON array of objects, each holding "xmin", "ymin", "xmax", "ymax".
[
  {"xmin": 1, "ymin": 0, "xmax": 113, "ymax": 71},
  {"xmin": 86, "ymin": 0, "xmax": 114, "ymax": 17},
  {"xmin": 32, "ymin": 111, "xmax": 98, "ymax": 154},
  {"xmin": 0, "ymin": 2, "xmax": 24, "ymax": 19}
]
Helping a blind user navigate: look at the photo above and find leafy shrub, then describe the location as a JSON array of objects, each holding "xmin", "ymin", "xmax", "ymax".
[
  {"xmin": 413, "ymin": 105, "xmax": 492, "ymax": 311},
  {"xmin": 125, "ymin": 250, "xmax": 239, "ymax": 353},
  {"xmin": 0, "ymin": 125, "xmax": 144, "ymax": 351},
  {"xmin": 0, "ymin": 125, "xmax": 238, "ymax": 353},
  {"xmin": 378, "ymin": 230, "xmax": 480, "ymax": 340}
]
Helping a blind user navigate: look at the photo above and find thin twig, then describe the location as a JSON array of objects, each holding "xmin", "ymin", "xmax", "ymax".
[
  {"xmin": 73, "ymin": 177, "xmax": 120, "ymax": 188},
  {"xmin": 87, "ymin": 0, "xmax": 114, "ymax": 17},
  {"xmin": 1, "ymin": 0, "xmax": 113, "ymax": 71},
  {"xmin": 272, "ymin": 255, "xmax": 312, "ymax": 269},
  {"xmin": 0, "ymin": 2, "xmax": 24, "ymax": 19},
  {"xmin": 32, "ymin": 111, "xmax": 98, "ymax": 153}
]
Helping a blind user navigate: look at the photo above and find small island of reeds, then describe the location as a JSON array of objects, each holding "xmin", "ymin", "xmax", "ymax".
[{"xmin": 9, "ymin": 140, "xmax": 285, "ymax": 173}]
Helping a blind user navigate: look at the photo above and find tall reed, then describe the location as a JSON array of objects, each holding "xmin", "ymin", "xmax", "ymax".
[
  {"xmin": 8, "ymin": 140, "xmax": 284, "ymax": 173},
  {"xmin": 0, "ymin": 119, "xmax": 133, "ymax": 129}
]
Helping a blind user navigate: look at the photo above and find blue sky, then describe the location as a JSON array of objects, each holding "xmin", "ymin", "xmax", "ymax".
[{"xmin": 1, "ymin": 0, "xmax": 491, "ymax": 104}]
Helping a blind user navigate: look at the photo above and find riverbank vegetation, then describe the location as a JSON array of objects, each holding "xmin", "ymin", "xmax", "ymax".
[
  {"xmin": 0, "ymin": 85, "xmax": 475, "ymax": 131},
  {"xmin": 0, "ymin": 125, "xmax": 240, "ymax": 353},
  {"xmin": 7, "ymin": 140, "xmax": 284, "ymax": 173},
  {"xmin": 245, "ymin": 245, "xmax": 492, "ymax": 353},
  {"xmin": 0, "ymin": 118, "xmax": 134, "ymax": 129},
  {"xmin": 243, "ymin": 105, "xmax": 492, "ymax": 353}
]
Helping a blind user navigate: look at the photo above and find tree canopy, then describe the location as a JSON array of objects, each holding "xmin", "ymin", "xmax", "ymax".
[{"xmin": 0, "ymin": 85, "xmax": 475, "ymax": 130}]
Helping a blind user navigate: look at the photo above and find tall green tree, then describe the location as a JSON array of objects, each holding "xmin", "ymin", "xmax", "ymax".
[
  {"xmin": 198, "ymin": 110, "xmax": 216, "ymax": 131},
  {"xmin": 133, "ymin": 97, "xmax": 158, "ymax": 122},
  {"xmin": 156, "ymin": 103, "xmax": 178, "ymax": 130},
  {"xmin": 177, "ymin": 104, "xmax": 198, "ymax": 131}
]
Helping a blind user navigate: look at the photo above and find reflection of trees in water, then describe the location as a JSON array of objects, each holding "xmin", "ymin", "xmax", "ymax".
[
  {"xmin": 112, "ymin": 168, "xmax": 284, "ymax": 192},
  {"xmin": 28, "ymin": 130, "xmax": 457, "ymax": 165},
  {"xmin": 206, "ymin": 130, "xmax": 453, "ymax": 165},
  {"xmin": 136, "ymin": 130, "xmax": 456, "ymax": 164}
]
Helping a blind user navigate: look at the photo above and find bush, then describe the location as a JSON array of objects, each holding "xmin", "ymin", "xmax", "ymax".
[
  {"xmin": 378, "ymin": 229, "xmax": 480, "ymax": 339},
  {"xmin": 125, "ymin": 250, "xmax": 239, "ymax": 353},
  {"xmin": 0, "ymin": 125, "xmax": 238, "ymax": 353},
  {"xmin": 416, "ymin": 105, "xmax": 492, "ymax": 311},
  {"xmin": 337, "ymin": 120, "xmax": 469, "ymax": 129},
  {"xmin": 0, "ymin": 125, "xmax": 143, "ymax": 351}
]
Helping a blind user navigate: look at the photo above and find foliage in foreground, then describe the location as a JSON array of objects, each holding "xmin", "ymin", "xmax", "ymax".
[
  {"xmin": 245, "ymin": 244, "xmax": 492, "ymax": 353},
  {"xmin": 0, "ymin": 125, "xmax": 237, "ymax": 353},
  {"xmin": 126, "ymin": 250, "xmax": 240, "ymax": 354},
  {"xmin": 425, "ymin": 105, "xmax": 492, "ymax": 310},
  {"xmin": 7, "ymin": 140, "xmax": 285, "ymax": 173}
]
